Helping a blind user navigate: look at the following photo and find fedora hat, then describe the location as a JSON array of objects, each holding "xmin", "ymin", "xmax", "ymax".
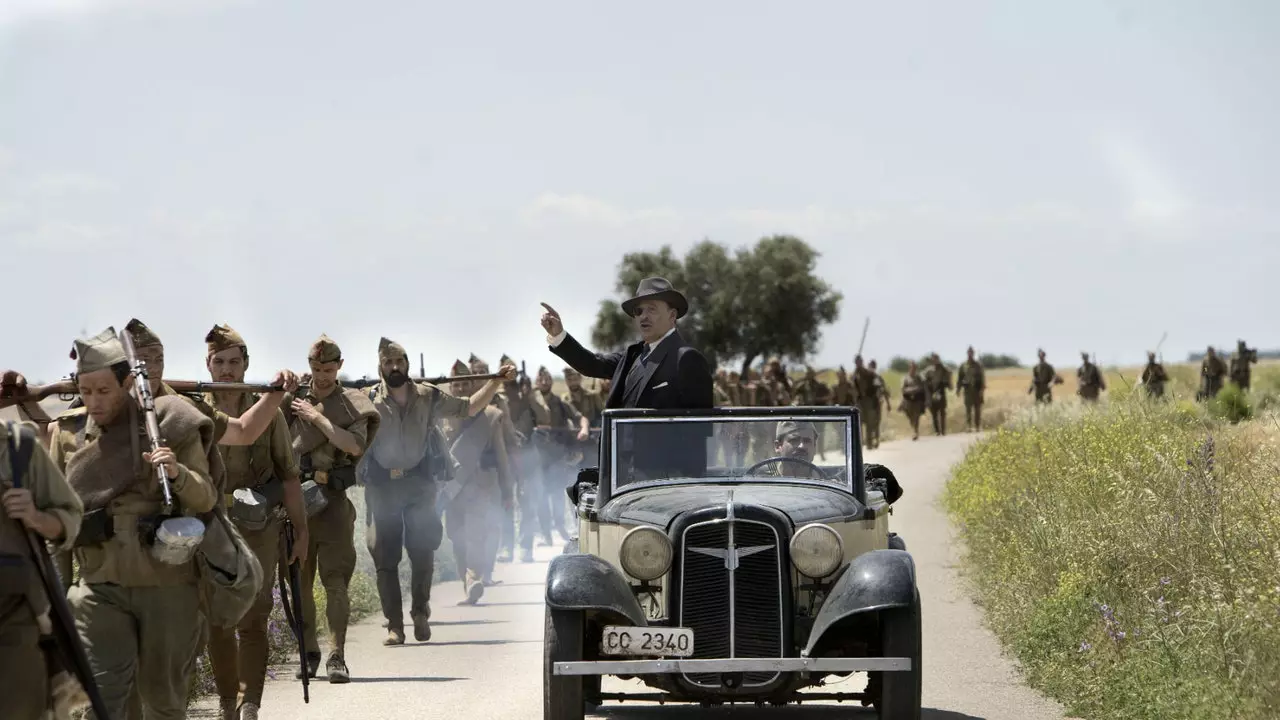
[{"xmin": 620, "ymin": 277, "xmax": 689, "ymax": 318}]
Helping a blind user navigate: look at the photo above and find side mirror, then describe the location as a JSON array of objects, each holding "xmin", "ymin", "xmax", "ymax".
[{"xmin": 566, "ymin": 467, "xmax": 600, "ymax": 506}]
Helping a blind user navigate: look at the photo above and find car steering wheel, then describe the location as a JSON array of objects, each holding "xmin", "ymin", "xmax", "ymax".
[{"xmin": 745, "ymin": 455, "xmax": 829, "ymax": 479}]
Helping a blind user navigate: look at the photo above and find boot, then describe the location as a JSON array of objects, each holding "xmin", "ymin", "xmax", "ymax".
[
  {"xmin": 239, "ymin": 702, "xmax": 260, "ymax": 720},
  {"xmin": 520, "ymin": 548, "xmax": 535, "ymax": 563},
  {"xmin": 220, "ymin": 697, "xmax": 238, "ymax": 720},
  {"xmin": 375, "ymin": 571, "xmax": 404, "ymax": 639},
  {"xmin": 412, "ymin": 610, "xmax": 431, "ymax": 642},
  {"xmin": 496, "ymin": 548, "xmax": 513, "ymax": 563},
  {"xmin": 326, "ymin": 652, "xmax": 350, "ymax": 684},
  {"xmin": 383, "ymin": 627, "xmax": 405, "ymax": 646},
  {"xmin": 295, "ymin": 651, "xmax": 321, "ymax": 679}
]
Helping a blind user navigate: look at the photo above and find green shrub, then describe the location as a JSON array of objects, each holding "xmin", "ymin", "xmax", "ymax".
[
  {"xmin": 1208, "ymin": 383, "xmax": 1253, "ymax": 423},
  {"xmin": 944, "ymin": 399, "xmax": 1280, "ymax": 719}
]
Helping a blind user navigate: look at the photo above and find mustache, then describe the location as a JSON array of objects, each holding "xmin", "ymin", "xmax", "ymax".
[{"xmin": 385, "ymin": 369, "xmax": 409, "ymax": 388}]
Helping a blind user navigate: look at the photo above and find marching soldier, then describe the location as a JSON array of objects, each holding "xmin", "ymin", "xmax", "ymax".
[
  {"xmin": 1077, "ymin": 352, "xmax": 1106, "ymax": 403},
  {"xmin": 470, "ymin": 354, "xmax": 521, "ymax": 582},
  {"xmin": 527, "ymin": 367, "xmax": 588, "ymax": 550},
  {"xmin": 956, "ymin": 347, "xmax": 986, "ymax": 432},
  {"xmin": 1229, "ymin": 339, "xmax": 1257, "ymax": 390},
  {"xmin": 868, "ymin": 360, "xmax": 890, "ymax": 444},
  {"xmin": 562, "ymin": 368, "xmax": 604, "ymax": 428},
  {"xmin": 49, "ymin": 328, "xmax": 219, "ymax": 720},
  {"xmin": 202, "ymin": 324, "xmax": 306, "ymax": 720},
  {"xmin": 443, "ymin": 361, "xmax": 516, "ymax": 605},
  {"xmin": 1, "ymin": 418, "xmax": 84, "ymax": 720},
  {"xmin": 924, "ymin": 353, "xmax": 952, "ymax": 436},
  {"xmin": 832, "ymin": 366, "xmax": 855, "ymax": 407},
  {"xmin": 794, "ymin": 366, "xmax": 832, "ymax": 406},
  {"xmin": 285, "ymin": 334, "xmax": 380, "ymax": 682},
  {"xmin": 361, "ymin": 338, "xmax": 511, "ymax": 647},
  {"xmin": 1198, "ymin": 346, "xmax": 1228, "ymax": 401},
  {"xmin": 899, "ymin": 361, "xmax": 928, "ymax": 440},
  {"xmin": 852, "ymin": 356, "xmax": 880, "ymax": 449},
  {"xmin": 1140, "ymin": 351, "xmax": 1169, "ymax": 398},
  {"xmin": 498, "ymin": 357, "xmax": 539, "ymax": 564},
  {"xmin": 1029, "ymin": 349, "xmax": 1062, "ymax": 403}
]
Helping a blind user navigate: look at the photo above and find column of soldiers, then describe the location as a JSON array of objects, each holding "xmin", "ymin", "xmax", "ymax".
[{"xmin": 1, "ymin": 323, "xmax": 534, "ymax": 720}]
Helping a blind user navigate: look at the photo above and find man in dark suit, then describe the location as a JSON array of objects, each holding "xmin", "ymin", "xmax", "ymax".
[{"xmin": 540, "ymin": 277, "xmax": 714, "ymax": 479}]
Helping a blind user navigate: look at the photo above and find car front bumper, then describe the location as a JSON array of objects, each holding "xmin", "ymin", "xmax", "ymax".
[{"xmin": 553, "ymin": 657, "xmax": 911, "ymax": 675}]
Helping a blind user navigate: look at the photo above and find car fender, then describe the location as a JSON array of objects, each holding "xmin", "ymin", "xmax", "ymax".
[
  {"xmin": 545, "ymin": 553, "xmax": 648, "ymax": 627},
  {"xmin": 803, "ymin": 549, "xmax": 916, "ymax": 656}
]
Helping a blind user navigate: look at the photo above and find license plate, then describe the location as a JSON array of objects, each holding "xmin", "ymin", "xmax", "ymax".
[{"xmin": 600, "ymin": 626, "xmax": 694, "ymax": 657}]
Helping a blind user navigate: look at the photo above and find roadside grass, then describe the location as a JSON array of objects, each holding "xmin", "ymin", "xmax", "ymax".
[{"xmin": 943, "ymin": 394, "xmax": 1280, "ymax": 719}]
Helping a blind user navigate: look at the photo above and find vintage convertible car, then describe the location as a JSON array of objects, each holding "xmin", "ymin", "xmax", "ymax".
[{"xmin": 544, "ymin": 405, "xmax": 920, "ymax": 719}]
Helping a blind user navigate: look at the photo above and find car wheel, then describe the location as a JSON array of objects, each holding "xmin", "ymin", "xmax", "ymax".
[
  {"xmin": 877, "ymin": 590, "xmax": 922, "ymax": 720},
  {"xmin": 544, "ymin": 607, "xmax": 586, "ymax": 720}
]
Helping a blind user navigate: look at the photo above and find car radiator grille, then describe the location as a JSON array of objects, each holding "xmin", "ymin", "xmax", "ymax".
[{"xmin": 680, "ymin": 520, "xmax": 784, "ymax": 688}]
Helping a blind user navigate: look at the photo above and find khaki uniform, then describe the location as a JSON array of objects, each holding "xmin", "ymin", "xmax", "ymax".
[
  {"xmin": 362, "ymin": 379, "xmax": 470, "ymax": 632},
  {"xmin": 285, "ymin": 385, "xmax": 378, "ymax": 661},
  {"xmin": 831, "ymin": 378, "xmax": 855, "ymax": 407},
  {"xmin": 563, "ymin": 386, "xmax": 604, "ymax": 429},
  {"xmin": 852, "ymin": 368, "xmax": 881, "ymax": 448},
  {"xmin": 899, "ymin": 373, "xmax": 928, "ymax": 439},
  {"xmin": 1077, "ymin": 361, "xmax": 1106, "ymax": 402},
  {"xmin": 499, "ymin": 383, "xmax": 539, "ymax": 560},
  {"xmin": 443, "ymin": 407, "xmax": 515, "ymax": 599},
  {"xmin": 50, "ymin": 396, "xmax": 218, "ymax": 720},
  {"xmin": 924, "ymin": 363, "xmax": 952, "ymax": 436},
  {"xmin": 205, "ymin": 394, "xmax": 297, "ymax": 709},
  {"xmin": 1141, "ymin": 360, "xmax": 1169, "ymax": 398},
  {"xmin": 1030, "ymin": 361, "xmax": 1059, "ymax": 403},
  {"xmin": 956, "ymin": 359, "xmax": 986, "ymax": 431},
  {"xmin": 527, "ymin": 390, "xmax": 582, "ymax": 547},
  {"xmin": 1199, "ymin": 355, "xmax": 1227, "ymax": 400},
  {"xmin": 1, "ymin": 421, "xmax": 84, "ymax": 720},
  {"xmin": 1229, "ymin": 347, "xmax": 1255, "ymax": 390}
]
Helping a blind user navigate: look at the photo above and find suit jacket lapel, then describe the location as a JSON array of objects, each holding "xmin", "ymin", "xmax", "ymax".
[
  {"xmin": 608, "ymin": 342, "xmax": 645, "ymax": 408},
  {"xmin": 626, "ymin": 331, "xmax": 680, "ymax": 404}
]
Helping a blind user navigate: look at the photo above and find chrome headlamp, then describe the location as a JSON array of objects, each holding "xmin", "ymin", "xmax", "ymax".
[
  {"xmin": 619, "ymin": 525, "xmax": 673, "ymax": 581},
  {"xmin": 789, "ymin": 523, "xmax": 844, "ymax": 578}
]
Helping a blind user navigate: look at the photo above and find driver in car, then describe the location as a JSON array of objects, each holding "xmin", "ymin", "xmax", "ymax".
[{"xmin": 761, "ymin": 420, "xmax": 826, "ymax": 479}]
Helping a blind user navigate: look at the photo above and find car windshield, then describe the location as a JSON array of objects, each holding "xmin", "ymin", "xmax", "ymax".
[{"xmin": 609, "ymin": 414, "xmax": 855, "ymax": 491}]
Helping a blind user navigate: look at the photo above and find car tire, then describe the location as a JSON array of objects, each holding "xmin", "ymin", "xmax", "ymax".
[
  {"xmin": 544, "ymin": 607, "xmax": 586, "ymax": 720},
  {"xmin": 877, "ymin": 590, "xmax": 922, "ymax": 720}
]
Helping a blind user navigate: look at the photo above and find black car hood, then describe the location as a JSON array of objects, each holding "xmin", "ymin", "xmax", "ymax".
[{"xmin": 598, "ymin": 483, "xmax": 863, "ymax": 529}]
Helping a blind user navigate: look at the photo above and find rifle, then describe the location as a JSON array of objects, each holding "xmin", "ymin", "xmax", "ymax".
[
  {"xmin": 419, "ymin": 353, "xmax": 426, "ymax": 380},
  {"xmin": 856, "ymin": 317, "xmax": 870, "ymax": 357},
  {"xmin": 0, "ymin": 373, "xmax": 507, "ymax": 409},
  {"xmin": 7, "ymin": 423, "xmax": 112, "ymax": 720},
  {"xmin": 278, "ymin": 521, "xmax": 309, "ymax": 702},
  {"xmin": 120, "ymin": 329, "xmax": 175, "ymax": 514}
]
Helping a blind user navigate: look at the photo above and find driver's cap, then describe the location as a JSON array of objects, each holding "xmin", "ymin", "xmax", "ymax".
[{"xmin": 776, "ymin": 420, "xmax": 818, "ymax": 442}]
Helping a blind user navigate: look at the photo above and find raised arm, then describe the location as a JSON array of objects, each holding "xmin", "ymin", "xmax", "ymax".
[{"xmin": 541, "ymin": 302, "xmax": 625, "ymax": 379}]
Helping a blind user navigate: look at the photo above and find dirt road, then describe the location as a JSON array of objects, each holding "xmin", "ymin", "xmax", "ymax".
[{"xmin": 193, "ymin": 434, "xmax": 1071, "ymax": 720}]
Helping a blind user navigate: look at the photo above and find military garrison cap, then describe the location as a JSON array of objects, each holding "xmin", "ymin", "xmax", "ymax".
[
  {"xmin": 205, "ymin": 323, "xmax": 246, "ymax": 355},
  {"xmin": 775, "ymin": 420, "xmax": 818, "ymax": 442},
  {"xmin": 469, "ymin": 354, "xmax": 490, "ymax": 373},
  {"xmin": 500, "ymin": 353, "xmax": 515, "ymax": 366},
  {"xmin": 125, "ymin": 318, "xmax": 162, "ymax": 348},
  {"xmin": 563, "ymin": 366, "xmax": 580, "ymax": 378},
  {"xmin": 451, "ymin": 359, "xmax": 469, "ymax": 376},
  {"xmin": 308, "ymin": 334, "xmax": 342, "ymax": 363},
  {"xmin": 378, "ymin": 336, "xmax": 408, "ymax": 363},
  {"xmin": 72, "ymin": 327, "xmax": 127, "ymax": 375}
]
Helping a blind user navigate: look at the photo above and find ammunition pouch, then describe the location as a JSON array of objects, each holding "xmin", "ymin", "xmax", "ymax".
[
  {"xmin": 148, "ymin": 516, "xmax": 206, "ymax": 566},
  {"xmin": 301, "ymin": 480, "xmax": 329, "ymax": 517},
  {"xmin": 226, "ymin": 477, "xmax": 285, "ymax": 532},
  {"xmin": 73, "ymin": 509, "xmax": 115, "ymax": 547}
]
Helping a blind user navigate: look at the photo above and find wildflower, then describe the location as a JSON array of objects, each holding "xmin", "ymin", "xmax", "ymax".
[
  {"xmin": 1078, "ymin": 641, "xmax": 1092, "ymax": 652},
  {"xmin": 1159, "ymin": 577, "xmax": 1171, "ymax": 586}
]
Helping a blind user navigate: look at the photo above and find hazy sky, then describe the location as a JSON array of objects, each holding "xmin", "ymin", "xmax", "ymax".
[{"xmin": 3, "ymin": 0, "xmax": 1278, "ymax": 383}]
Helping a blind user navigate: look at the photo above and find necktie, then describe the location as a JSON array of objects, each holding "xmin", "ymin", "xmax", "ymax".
[{"xmin": 624, "ymin": 345, "xmax": 651, "ymax": 394}]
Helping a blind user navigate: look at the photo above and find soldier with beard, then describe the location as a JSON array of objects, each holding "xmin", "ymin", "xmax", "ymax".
[
  {"xmin": 443, "ymin": 361, "xmax": 515, "ymax": 604},
  {"xmin": 527, "ymin": 367, "xmax": 588, "ymax": 551},
  {"xmin": 361, "ymin": 338, "xmax": 512, "ymax": 646},
  {"xmin": 202, "ymin": 324, "xmax": 307, "ymax": 720}
]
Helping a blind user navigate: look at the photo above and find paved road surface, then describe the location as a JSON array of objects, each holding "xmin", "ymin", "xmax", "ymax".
[{"xmin": 193, "ymin": 434, "xmax": 1072, "ymax": 720}]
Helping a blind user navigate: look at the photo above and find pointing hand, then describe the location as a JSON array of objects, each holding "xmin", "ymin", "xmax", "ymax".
[{"xmin": 540, "ymin": 302, "xmax": 564, "ymax": 337}]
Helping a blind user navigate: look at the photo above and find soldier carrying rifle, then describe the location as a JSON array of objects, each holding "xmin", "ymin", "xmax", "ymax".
[{"xmin": 1229, "ymin": 339, "xmax": 1258, "ymax": 391}]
